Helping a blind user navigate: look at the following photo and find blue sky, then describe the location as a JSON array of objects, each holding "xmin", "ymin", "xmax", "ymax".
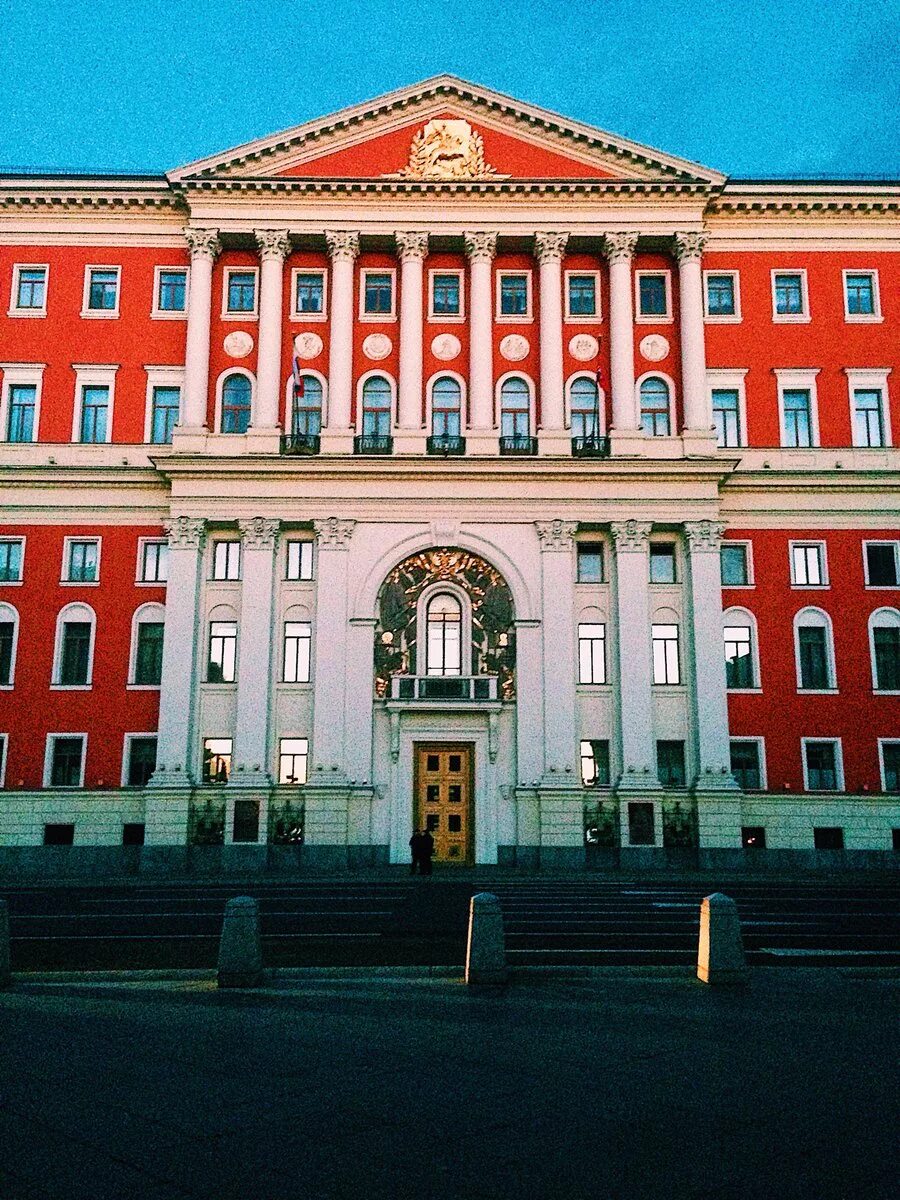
[{"xmin": 1, "ymin": 0, "xmax": 897, "ymax": 177}]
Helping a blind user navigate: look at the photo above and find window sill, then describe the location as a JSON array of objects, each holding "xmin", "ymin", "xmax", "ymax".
[
  {"xmin": 208, "ymin": 578, "xmax": 242, "ymax": 586},
  {"xmin": 150, "ymin": 311, "xmax": 188, "ymax": 321},
  {"xmin": 797, "ymin": 688, "xmax": 839, "ymax": 695},
  {"xmin": 845, "ymin": 314, "xmax": 883, "ymax": 324},
  {"xmin": 727, "ymin": 687, "xmax": 763, "ymax": 694},
  {"xmin": 60, "ymin": 580, "xmax": 100, "ymax": 587},
  {"xmin": 0, "ymin": 580, "xmax": 24, "ymax": 587},
  {"xmin": 135, "ymin": 580, "xmax": 168, "ymax": 588},
  {"xmin": 359, "ymin": 313, "xmax": 397, "ymax": 324},
  {"xmin": 772, "ymin": 314, "xmax": 811, "ymax": 324},
  {"xmin": 790, "ymin": 584, "xmax": 830, "ymax": 590},
  {"xmin": 563, "ymin": 315, "xmax": 602, "ymax": 325},
  {"xmin": 80, "ymin": 310, "xmax": 120, "ymax": 319},
  {"xmin": 864, "ymin": 584, "xmax": 900, "ymax": 590},
  {"xmin": 49, "ymin": 684, "xmax": 93, "ymax": 691},
  {"xmin": 635, "ymin": 315, "xmax": 673, "ymax": 325},
  {"xmin": 873, "ymin": 689, "xmax": 900, "ymax": 696},
  {"xmin": 704, "ymin": 315, "xmax": 741, "ymax": 324},
  {"xmin": 722, "ymin": 583, "xmax": 755, "ymax": 590},
  {"xmin": 6, "ymin": 309, "xmax": 47, "ymax": 318},
  {"xmin": 427, "ymin": 314, "xmax": 466, "ymax": 324},
  {"xmin": 289, "ymin": 313, "xmax": 328, "ymax": 323},
  {"xmin": 652, "ymin": 684, "xmax": 686, "ymax": 693},
  {"xmin": 127, "ymin": 684, "xmax": 161, "ymax": 691},
  {"xmin": 221, "ymin": 312, "xmax": 259, "ymax": 322},
  {"xmin": 276, "ymin": 682, "xmax": 313, "ymax": 690},
  {"xmin": 576, "ymin": 684, "xmax": 612, "ymax": 692},
  {"xmin": 200, "ymin": 682, "xmax": 237, "ymax": 691},
  {"xmin": 494, "ymin": 315, "xmax": 534, "ymax": 324}
]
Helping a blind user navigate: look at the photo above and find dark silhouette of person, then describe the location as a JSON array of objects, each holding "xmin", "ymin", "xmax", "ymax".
[
  {"xmin": 409, "ymin": 828, "xmax": 424, "ymax": 874},
  {"xmin": 420, "ymin": 827, "xmax": 435, "ymax": 875}
]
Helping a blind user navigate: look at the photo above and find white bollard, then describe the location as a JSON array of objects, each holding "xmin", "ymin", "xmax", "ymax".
[
  {"xmin": 0, "ymin": 899, "xmax": 10, "ymax": 989},
  {"xmin": 465, "ymin": 892, "xmax": 507, "ymax": 985},
  {"xmin": 217, "ymin": 895, "xmax": 263, "ymax": 988},
  {"xmin": 697, "ymin": 892, "xmax": 749, "ymax": 985}
]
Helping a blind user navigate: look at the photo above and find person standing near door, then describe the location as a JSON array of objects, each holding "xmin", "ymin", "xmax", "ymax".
[
  {"xmin": 420, "ymin": 826, "xmax": 435, "ymax": 875},
  {"xmin": 409, "ymin": 828, "xmax": 424, "ymax": 874}
]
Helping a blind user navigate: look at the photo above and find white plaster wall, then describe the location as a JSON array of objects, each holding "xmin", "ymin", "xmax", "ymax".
[
  {"xmin": 0, "ymin": 794, "xmax": 146, "ymax": 846},
  {"xmin": 741, "ymin": 796, "xmax": 900, "ymax": 850}
]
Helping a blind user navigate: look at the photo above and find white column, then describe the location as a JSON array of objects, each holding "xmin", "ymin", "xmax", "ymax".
[
  {"xmin": 514, "ymin": 619, "xmax": 544, "ymax": 784},
  {"xmin": 610, "ymin": 520, "xmax": 659, "ymax": 787},
  {"xmin": 324, "ymin": 231, "xmax": 360, "ymax": 432},
  {"xmin": 231, "ymin": 518, "xmax": 280, "ymax": 785},
  {"xmin": 395, "ymin": 231, "xmax": 429, "ymax": 430},
  {"xmin": 253, "ymin": 229, "xmax": 291, "ymax": 430},
  {"xmin": 464, "ymin": 231, "xmax": 498, "ymax": 431},
  {"xmin": 535, "ymin": 520, "xmax": 578, "ymax": 774},
  {"xmin": 534, "ymin": 232, "xmax": 569, "ymax": 432},
  {"xmin": 181, "ymin": 229, "xmax": 221, "ymax": 430},
  {"xmin": 602, "ymin": 232, "xmax": 640, "ymax": 432},
  {"xmin": 674, "ymin": 232, "xmax": 710, "ymax": 431},
  {"xmin": 309, "ymin": 517, "xmax": 356, "ymax": 777}
]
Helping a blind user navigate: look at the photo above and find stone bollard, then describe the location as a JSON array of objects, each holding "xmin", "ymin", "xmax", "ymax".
[
  {"xmin": 217, "ymin": 896, "xmax": 264, "ymax": 988},
  {"xmin": 465, "ymin": 892, "xmax": 507, "ymax": 986},
  {"xmin": 0, "ymin": 899, "xmax": 10, "ymax": 989},
  {"xmin": 697, "ymin": 892, "xmax": 749, "ymax": 985}
]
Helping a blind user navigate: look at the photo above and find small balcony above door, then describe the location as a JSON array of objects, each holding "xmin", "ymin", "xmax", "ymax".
[{"xmin": 388, "ymin": 675, "xmax": 499, "ymax": 702}]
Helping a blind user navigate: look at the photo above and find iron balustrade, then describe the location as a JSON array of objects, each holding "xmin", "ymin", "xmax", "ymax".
[
  {"xmin": 498, "ymin": 435, "xmax": 538, "ymax": 456},
  {"xmin": 280, "ymin": 432, "xmax": 321, "ymax": 455},
  {"xmin": 426, "ymin": 434, "xmax": 466, "ymax": 456},
  {"xmin": 571, "ymin": 434, "xmax": 611, "ymax": 458},
  {"xmin": 354, "ymin": 434, "xmax": 394, "ymax": 455},
  {"xmin": 389, "ymin": 675, "xmax": 499, "ymax": 701}
]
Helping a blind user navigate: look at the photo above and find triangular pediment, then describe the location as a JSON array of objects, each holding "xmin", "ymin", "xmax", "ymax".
[{"xmin": 169, "ymin": 75, "xmax": 724, "ymax": 185}]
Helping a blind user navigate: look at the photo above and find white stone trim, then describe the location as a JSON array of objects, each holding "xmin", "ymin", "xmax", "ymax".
[
  {"xmin": 427, "ymin": 268, "xmax": 465, "ymax": 322},
  {"xmin": 845, "ymin": 367, "xmax": 892, "ymax": 448},
  {"xmin": 564, "ymin": 270, "xmax": 602, "ymax": 323},
  {"xmin": 121, "ymin": 732, "xmax": 158, "ymax": 786},
  {"xmin": 723, "ymin": 605, "xmax": 762, "ymax": 691},
  {"xmin": 775, "ymin": 368, "xmax": 820, "ymax": 447},
  {"xmin": 706, "ymin": 368, "xmax": 748, "ymax": 448},
  {"xmin": 495, "ymin": 371, "xmax": 537, "ymax": 433},
  {"xmin": 634, "ymin": 269, "xmax": 673, "ymax": 324},
  {"xmin": 151, "ymin": 265, "xmax": 189, "ymax": 320},
  {"xmin": 793, "ymin": 606, "xmax": 837, "ymax": 692},
  {"xmin": 0, "ymin": 601, "xmax": 19, "ymax": 689},
  {"xmin": 80, "ymin": 264, "xmax": 121, "ymax": 318},
  {"xmin": 801, "ymin": 736, "xmax": 844, "ymax": 792},
  {"xmin": 415, "ymin": 580, "xmax": 474, "ymax": 676},
  {"xmin": 128, "ymin": 601, "xmax": 165, "ymax": 688},
  {"xmin": 702, "ymin": 268, "xmax": 741, "ymax": 323},
  {"xmin": 0, "ymin": 362, "xmax": 45, "ymax": 443},
  {"xmin": 51, "ymin": 602, "xmax": 96, "ymax": 689},
  {"xmin": 730, "ymin": 735, "xmax": 767, "ymax": 790},
  {"xmin": 221, "ymin": 265, "xmax": 259, "ymax": 320},
  {"xmin": 770, "ymin": 268, "xmax": 810, "ymax": 323},
  {"xmin": 868, "ymin": 607, "xmax": 900, "ymax": 694},
  {"xmin": 635, "ymin": 370, "xmax": 677, "ymax": 436},
  {"xmin": 43, "ymin": 733, "xmax": 88, "ymax": 788},
  {"xmin": 0, "ymin": 732, "xmax": 7, "ymax": 786},
  {"xmin": 862, "ymin": 539, "xmax": 900, "ymax": 588},
  {"xmin": 355, "ymin": 370, "xmax": 397, "ymax": 433},
  {"xmin": 877, "ymin": 738, "xmax": 900, "ymax": 793},
  {"xmin": 425, "ymin": 370, "xmax": 467, "ymax": 434},
  {"xmin": 143, "ymin": 365, "xmax": 185, "ymax": 443},
  {"xmin": 359, "ymin": 267, "xmax": 397, "ymax": 322},
  {"xmin": 842, "ymin": 268, "xmax": 883, "ymax": 323},
  {"xmin": 61, "ymin": 535, "xmax": 102, "ymax": 586},
  {"xmin": 71, "ymin": 363, "xmax": 118, "ymax": 444},
  {"xmin": 495, "ymin": 269, "xmax": 533, "ymax": 323},
  {"xmin": 789, "ymin": 539, "xmax": 829, "ymax": 588},
  {"xmin": 8, "ymin": 262, "xmax": 49, "ymax": 318},
  {"xmin": 214, "ymin": 366, "xmax": 256, "ymax": 434},
  {"xmin": 565, "ymin": 371, "xmax": 606, "ymax": 433},
  {"xmin": 289, "ymin": 267, "xmax": 328, "ymax": 322},
  {"xmin": 284, "ymin": 368, "xmax": 329, "ymax": 428}
]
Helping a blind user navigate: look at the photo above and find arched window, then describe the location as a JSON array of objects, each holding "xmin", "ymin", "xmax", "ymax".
[
  {"xmin": 869, "ymin": 608, "xmax": 900, "ymax": 692},
  {"xmin": 221, "ymin": 374, "xmax": 252, "ymax": 433},
  {"xmin": 723, "ymin": 608, "xmax": 759, "ymax": 690},
  {"xmin": 431, "ymin": 377, "xmax": 462, "ymax": 438},
  {"xmin": 0, "ymin": 602, "xmax": 19, "ymax": 687},
  {"xmin": 361, "ymin": 376, "xmax": 391, "ymax": 438},
  {"xmin": 53, "ymin": 603, "xmax": 96, "ymax": 687},
  {"xmin": 130, "ymin": 603, "xmax": 165, "ymax": 687},
  {"xmin": 640, "ymin": 377, "xmax": 671, "ymax": 437},
  {"xmin": 426, "ymin": 593, "xmax": 462, "ymax": 676},
  {"xmin": 292, "ymin": 375, "xmax": 323, "ymax": 437},
  {"xmin": 500, "ymin": 377, "xmax": 530, "ymax": 440},
  {"xmin": 570, "ymin": 376, "xmax": 601, "ymax": 438},
  {"xmin": 794, "ymin": 608, "xmax": 836, "ymax": 691}
]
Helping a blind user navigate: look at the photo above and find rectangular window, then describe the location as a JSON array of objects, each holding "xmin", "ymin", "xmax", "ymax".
[
  {"xmin": 637, "ymin": 273, "xmax": 669, "ymax": 318},
  {"xmin": 813, "ymin": 826, "xmax": 844, "ymax": 849},
  {"xmin": 295, "ymin": 272, "xmax": 324, "ymax": 315},
  {"xmin": 278, "ymin": 737, "xmax": 309, "ymax": 785},
  {"xmin": 865, "ymin": 542, "xmax": 899, "ymax": 587},
  {"xmin": 286, "ymin": 540, "xmax": 314, "ymax": 581},
  {"xmin": 212, "ymin": 541, "xmax": 241, "ymax": 581},
  {"xmin": 712, "ymin": 388, "xmax": 742, "ymax": 448},
  {"xmin": 150, "ymin": 385, "xmax": 181, "ymax": 444},
  {"xmin": 123, "ymin": 823, "xmax": 145, "ymax": 845},
  {"xmin": 207, "ymin": 622, "xmax": 237, "ymax": 683},
  {"xmin": 126, "ymin": 736, "xmax": 157, "ymax": 786},
  {"xmin": 156, "ymin": 270, "xmax": 187, "ymax": 313},
  {"xmin": 782, "ymin": 389, "xmax": 813, "ymax": 447},
  {"xmin": 649, "ymin": 544, "xmax": 676, "ymax": 584},
  {"xmin": 44, "ymin": 822, "xmax": 75, "ymax": 844},
  {"xmin": 7, "ymin": 384, "xmax": 36, "ymax": 442},
  {"xmin": 627, "ymin": 801, "xmax": 655, "ymax": 846},
  {"xmin": 804, "ymin": 740, "xmax": 840, "ymax": 790},
  {"xmin": 202, "ymin": 737, "xmax": 232, "ymax": 784},
  {"xmin": 0, "ymin": 622, "xmax": 13, "ymax": 685},
  {"xmin": 874, "ymin": 627, "xmax": 900, "ymax": 691},
  {"xmin": 657, "ymin": 740, "xmax": 686, "ymax": 787},
  {"xmin": 705, "ymin": 273, "xmax": 736, "ymax": 317},
  {"xmin": 578, "ymin": 623, "xmax": 606, "ymax": 685},
  {"xmin": 853, "ymin": 389, "xmax": 885, "ymax": 448},
  {"xmin": 431, "ymin": 273, "xmax": 461, "ymax": 317},
  {"xmin": 580, "ymin": 739, "xmax": 611, "ymax": 787},
  {"xmin": 226, "ymin": 270, "xmax": 256, "ymax": 313},
  {"xmin": 0, "ymin": 540, "xmax": 24, "ymax": 582},
  {"xmin": 134, "ymin": 623, "xmax": 164, "ymax": 685},
  {"xmin": 731, "ymin": 740, "xmax": 762, "ymax": 789},
  {"xmin": 791, "ymin": 543, "xmax": 826, "ymax": 587},
  {"xmin": 499, "ymin": 274, "xmax": 529, "ymax": 317},
  {"xmin": 65, "ymin": 540, "xmax": 99, "ymax": 583},
  {"xmin": 652, "ymin": 624, "xmax": 680, "ymax": 685},
  {"xmin": 363, "ymin": 271, "xmax": 393, "ymax": 315},
  {"xmin": 742, "ymin": 826, "xmax": 766, "ymax": 848},
  {"xmin": 140, "ymin": 541, "xmax": 168, "ymax": 583},
  {"xmin": 14, "ymin": 266, "xmax": 47, "ymax": 311},
  {"xmin": 773, "ymin": 271, "xmax": 806, "ymax": 318},
  {"xmin": 576, "ymin": 543, "xmax": 605, "ymax": 583},
  {"xmin": 724, "ymin": 626, "xmax": 755, "ymax": 689},
  {"xmin": 86, "ymin": 268, "xmax": 119, "ymax": 312},
  {"xmin": 79, "ymin": 385, "xmax": 109, "ymax": 443},
  {"xmin": 720, "ymin": 543, "xmax": 750, "ymax": 587},
  {"xmin": 844, "ymin": 271, "xmax": 877, "ymax": 318},
  {"xmin": 567, "ymin": 274, "xmax": 597, "ymax": 318},
  {"xmin": 882, "ymin": 742, "xmax": 900, "ymax": 792},
  {"xmin": 798, "ymin": 626, "xmax": 830, "ymax": 690},
  {"xmin": 49, "ymin": 736, "xmax": 84, "ymax": 787},
  {"xmin": 283, "ymin": 621, "xmax": 312, "ymax": 684},
  {"xmin": 60, "ymin": 622, "xmax": 91, "ymax": 685}
]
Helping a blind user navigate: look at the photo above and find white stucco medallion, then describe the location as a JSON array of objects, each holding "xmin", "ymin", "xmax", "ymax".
[
  {"xmin": 568, "ymin": 334, "xmax": 600, "ymax": 362},
  {"xmin": 362, "ymin": 333, "xmax": 393, "ymax": 361},
  {"xmin": 639, "ymin": 334, "xmax": 670, "ymax": 362},
  {"xmin": 431, "ymin": 333, "xmax": 462, "ymax": 362},
  {"xmin": 499, "ymin": 334, "xmax": 530, "ymax": 362},
  {"xmin": 293, "ymin": 332, "xmax": 324, "ymax": 360},
  {"xmin": 223, "ymin": 331, "xmax": 254, "ymax": 358}
]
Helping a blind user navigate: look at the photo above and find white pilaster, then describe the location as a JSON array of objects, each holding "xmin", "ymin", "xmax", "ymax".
[
  {"xmin": 344, "ymin": 616, "xmax": 377, "ymax": 785},
  {"xmin": 395, "ymin": 231, "xmax": 429, "ymax": 432},
  {"xmin": 534, "ymin": 233, "xmax": 569, "ymax": 442},
  {"xmin": 674, "ymin": 232, "xmax": 712, "ymax": 435},
  {"xmin": 231, "ymin": 517, "xmax": 280, "ymax": 786},
  {"xmin": 253, "ymin": 229, "xmax": 291, "ymax": 435},
  {"xmin": 180, "ymin": 229, "xmax": 221, "ymax": 432},
  {"xmin": 514, "ymin": 619, "xmax": 544, "ymax": 785},
  {"xmin": 464, "ymin": 231, "xmax": 498, "ymax": 439},
  {"xmin": 324, "ymin": 231, "xmax": 360, "ymax": 448},
  {"xmin": 535, "ymin": 520, "xmax": 578, "ymax": 776},
  {"xmin": 610, "ymin": 519, "xmax": 659, "ymax": 789},
  {"xmin": 309, "ymin": 517, "xmax": 356, "ymax": 778},
  {"xmin": 602, "ymin": 232, "xmax": 640, "ymax": 441}
]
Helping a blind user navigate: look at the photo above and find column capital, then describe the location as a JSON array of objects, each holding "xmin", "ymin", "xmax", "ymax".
[
  {"xmin": 254, "ymin": 228, "xmax": 292, "ymax": 261},
  {"xmin": 313, "ymin": 516, "xmax": 356, "ymax": 547},
  {"xmin": 237, "ymin": 516, "xmax": 281, "ymax": 549},
  {"xmin": 683, "ymin": 519, "xmax": 727, "ymax": 553},
  {"xmin": 535, "ymin": 519, "xmax": 578, "ymax": 551},
  {"xmin": 533, "ymin": 231, "xmax": 569, "ymax": 265},
  {"xmin": 163, "ymin": 515, "xmax": 207, "ymax": 548},
  {"xmin": 395, "ymin": 230, "xmax": 430, "ymax": 261},
  {"xmin": 184, "ymin": 227, "xmax": 222, "ymax": 261},
  {"xmin": 610, "ymin": 519, "xmax": 653, "ymax": 551},
  {"xmin": 463, "ymin": 230, "xmax": 498, "ymax": 263},
  {"xmin": 601, "ymin": 231, "xmax": 639, "ymax": 265},
  {"xmin": 325, "ymin": 230, "xmax": 360, "ymax": 262},
  {"xmin": 673, "ymin": 231, "xmax": 708, "ymax": 264}
]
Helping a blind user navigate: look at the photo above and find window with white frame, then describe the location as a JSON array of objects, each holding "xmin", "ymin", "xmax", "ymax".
[
  {"xmin": 730, "ymin": 740, "xmax": 764, "ymax": 790},
  {"xmin": 220, "ymin": 373, "xmax": 252, "ymax": 433},
  {"xmin": 843, "ymin": 270, "xmax": 880, "ymax": 321},
  {"xmin": 293, "ymin": 270, "xmax": 326, "ymax": 318},
  {"xmin": 54, "ymin": 606, "xmax": 95, "ymax": 687},
  {"xmin": 430, "ymin": 271, "xmax": 463, "ymax": 319},
  {"xmin": 360, "ymin": 375, "xmax": 392, "ymax": 438},
  {"xmin": 430, "ymin": 376, "xmax": 462, "ymax": 439},
  {"xmin": 880, "ymin": 740, "xmax": 900, "ymax": 792},
  {"xmin": 636, "ymin": 272, "xmax": 671, "ymax": 321},
  {"xmin": 283, "ymin": 621, "xmax": 312, "ymax": 683},
  {"xmin": 772, "ymin": 270, "xmax": 808, "ymax": 320},
  {"xmin": 207, "ymin": 621, "xmax": 237, "ymax": 683},
  {"xmin": 153, "ymin": 268, "xmax": 188, "ymax": 316},
  {"xmin": 279, "ymin": 737, "xmax": 309, "ymax": 785},
  {"xmin": 138, "ymin": 540, "xmax": 168, "ymax": 584},
  {"xmin": 149, "ymin": 385, "xmax": 181, "ymax": 444},
  {"xmin": 723, "ymin": 615, "xmax": 757, "ymax": 689},
  {"xmin": 83, "ymin": 266, "xmax": 120, "ymax": 316},
  {"xmin": 0, "ymin": 539, "xmax": 24, "ymax": 583},
  {"xmin": 790, "ymin": 542, "xmax": 827, "ymax": 587},
  {"xmin": 0, "ymin": 603, "xmax": 18, "ymax": 687},
  {"xmin": 290, "ymin": 374, "xmax": 323, "ymax": 438},
  {"xmin": 649, "ymin": 543, "xmax": 676, "ymax": 584},
  {"xmin": 781, "ymin": 389, "xmax": 815, "ymax": 447},
  {"xmin": 566, "ymin": 273, "xmax": 599, "ymax": 320},
  {"xmin": 652, "ymin": 623, "xmax": 680, "ymax": 685},
  {"xmin": 577, "ymin": 543, "xmax": 605, "ymax": 584},
  {"xmin": 578, "ymin": 623, "xmax": 606, "ymax": 684},
  {"xmin": 704, "ymin": 271, "xmax": 740, "ymax": 320},
  {"xmin": 845, "ymin": 369, "xmax": 891, "ymax": 449},
  {"xmin": 712, "ymin": 388, "xmax": 742, "ymax": 448},
  {"xmin": 864, "ymin": 541, "xmax": 899, "ymax": 588},
  {"xmin": 285, "ymin": 540, "xmax": 314, "ymax": 581},
  {"xmin": 131, "ymin": 607, "xmax": 165, "ymax": 686},
  {"xmin": 124, "ymin": 735, "xmax": 157, "ymax": 786},
  {"xmin": 202, "ymin": 737, "xmax": 232, "ymax": 784},
  {"xmin": 580, "ymin": 739, "xmax": 611, "ymax": 787},
  {"xmin": 803, "ymin": 739, "xmax": 842, "ymax": 791},
  {"xmin": 72, "ymin": 366, "xmax": 117, "ymax": 445},
  {"xmin": 869, "ymin": 609, "xmax": 900, "ymax": 692},
  {"xmin": 10, "ymin": 264, "xmax": 48, "ymax": 315},
  {"xmin": 361, "ymin": 270, "xmax": 395, "ymax": 318},
  {"xmin": 720, "ymin": 542, "xmax": 752, "ymax": 587},
  {"xmin": 497, "ymin": 273, "xmax": 531, "ymax": 320},
  {"xmin": 499, "ymin": 376, "xmax": 531, "ymax": 441},
  {"xmin": 211, "ymin": 540, "xmax": 241, "ymax": 581},
  {"xmin": 1, "ymin": 364, "xmax": 43, "ymax": 444},
  {"xmin": 795, "ymin": 609, "xmax": 836, "ymax": 691},
  {"xmin": 224, "ymin": 268, "xmax": 257, "ymax": 316},
  {"xmin": 46, "ymin": 734, "xmax": 86, "ymax": 787},
  {"xmin": 426, "ymin": 595, "xmax": 462, "ymax": 676},
  {"xmin": 63, "ymin": 538, "xmax": 100, "ymax": 584},
  {"xmin": 569, "ymin": 376, "xmax": 602, "ymax": 439},
  {"xmin": 639, "ymin": 377, "xmax": 671, "ymax": 436}
]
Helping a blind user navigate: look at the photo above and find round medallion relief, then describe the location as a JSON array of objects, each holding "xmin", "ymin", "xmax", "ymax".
[
  {"xmin": 568, "ymin": 333, "xmax": 600, "ymax": 362},
  {"xmin": 431, "ymin": 333, "xmax": 462, "ymax": 362},
  {"xmin": 639, "ymin": 334, "xmax": 670, "ymax": 362},
  {"xmin": 362, "ymin": 333, "xmax": 393, "ymax": 361},
  {"xmin": 293, "ymin": 332, "xmax": 324, "ymax": 361},
  {"xmin": 499, "ymin": 334, "xmax": 530, "ymax": 362},
  {"xmin": 223, "ymin": 331, "xmax": 254, "ymax": 359}
]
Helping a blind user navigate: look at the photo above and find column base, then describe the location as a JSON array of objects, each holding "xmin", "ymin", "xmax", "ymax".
[
  {"xmin": 245, "ymin": 427, "xmax": 283, "ymax": 455},
  {"xmin": 681, "ymin": 428, "xmax": 720, "ymax": 457},
  {"xmin": 537, "ymin": 430, "xmax": 573, "ymax": 456},
  {"xmin": 170, "ymin": 426, "xmax": 211, "ymax": 453},
  {"xmin": 607, "ymin": 428, "xmax": 648, "ymax": 457},
  {"xmin": 464, "ymin": 432, "xmax": 500, "ymax": 456},
  {"xmin": 695, "ymin": 787, "xmax": 744, "ymax": 850},
  {"xmin": 319, "ymin": 429, "xmax": 356, "ymax": 455},
  {"xmin": 392, "ymin": 431, "xmax": 427, "ymax": 455}
]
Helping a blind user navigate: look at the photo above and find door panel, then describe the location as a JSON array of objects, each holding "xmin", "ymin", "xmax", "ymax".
[{"xmin": 414, "ymin": 744, "xmax": 473, "ymax": 863}]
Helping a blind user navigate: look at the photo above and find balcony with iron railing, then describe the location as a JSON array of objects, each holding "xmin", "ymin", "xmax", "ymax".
[
  {"xmin": 354, "ymin": 433, "xmax": 394, "ymax": 455},
  {"xmin": 280, "ymin": 432, "xmax": 321, "ymax": 455},
  {"xmin": 498, "ymin": 435, "xmax": 538, "ymax": 456},
  {"xmin": 571, "ymin": 434, "xmax": 611, "ymax": 458},
  {"xmin": 388, "ymin": 675, "xmax": 499, "ymax": 702},
  {"xmin": 426, "ymin": 434, "xmax": 467, "ymax": 456}
]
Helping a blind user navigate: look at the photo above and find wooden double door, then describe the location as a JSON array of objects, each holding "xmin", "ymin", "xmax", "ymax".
[{"xmin": 414, "ymin": 744, "xmax": 474, "ymax": 864}]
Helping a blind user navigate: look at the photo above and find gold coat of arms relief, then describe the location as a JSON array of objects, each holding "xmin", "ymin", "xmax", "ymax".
[{"xmin": 385, "ymin": 119, "xmax": 507, "ymax": 181}]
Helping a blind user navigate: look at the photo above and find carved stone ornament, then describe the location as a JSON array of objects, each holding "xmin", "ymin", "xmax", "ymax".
[
  {"xmin": 534, "ymin": 231, "xmax": 570, "ymax": 265},
  {"xmin": 683, "ymin": 519, "xmax": 727, "ymax": 553},
  {"xmin": 362, "ymin": 333, "xmax": 393, "ymax": 361},
  {"xmin": 639, "ymin": 334, "xmax": 670, "ymax": 362},
  {"xmin": 431, "ymin": 333, "xmax": 462, "ymax": 362},
  {"xmin": 254, "ymin": 228, "xmax": 292, "ymax": 260},
  {"xmin": 673, "ymin": 231, "xmax": 708, "ymax": 264},
  {"xmin": 610, "ymin": 519, "xmax": 653, "ymax": 551},
  {"xmin": 294, "ymin": 332, "xmax": 324, "ymax": 360},
  {"xmin": 395, "ymin": 230, "xmax": 430, "ymax": 260},
  {"xmin": 184, "ymin": 227, "xmax": 222, "ymax": 261},
  {"xmin": 325, "ymin": 230, "xmax": 360, "ymax": 262},
  {"xmin": 535, "ymin": 519, "xmax": 578, "ymax": 551},
  {"xmin": 463, "ymin": 230, "xmax": 498, "ymax": 263},
  {"xmin": 313, "ymin": 517, "xmax": 356, "ymax": 548},
  {"xmin": 387, "ymin": 120, "xmax": 506, "ymax": 181},
  {"xmin": 568, "ymin": 334, "xmax": 599, "ymax": 362},
  {"xmin": 163, "ymin": 515, "xmax": 207, "ymax": 549},
  {"xmin": 223, "ymin": 331, "xmax": 254, "ymax": 359},
  {"xmin": 601, "ymin": 231, "xmax": 639, "ymax": 264},
  {"xmin": 238, "ymin": 517, "xmax": 281, "ymax": 550},
  {"xmin": 499, "ymin": 334, "xmax": 530, "ymax": 362}
]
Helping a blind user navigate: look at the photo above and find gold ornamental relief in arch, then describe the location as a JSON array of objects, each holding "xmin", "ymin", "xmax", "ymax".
[{"xmin": 385, "ymin": 119, "xmax": 508, "ymax": 181}]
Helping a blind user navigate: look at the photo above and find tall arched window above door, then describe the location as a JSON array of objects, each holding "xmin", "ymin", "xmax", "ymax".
[
  {"xmin": 426, "ymin": 593, "xmax": 462, "ymax": 676},
  {"xmin": 220, "ymin": 373, "xmax": 252, "ymax": 433},
  {"xmin": 431, "ymin": 377, "xmax": 462, "ymax": 438},
  {"xmin": 291, "ymin": 374, "xmax": 323, "ymax": 437},
  {"xmin": 361, "ymin": 375, "xmax": 392, "ymax": 438},
  {"xmin": 569, "ymin": 375, "xmax": 601, "ymax": 438},
  {"xmin": 500, "ymin": 376, "xmax": 531, "ymax": 440},
  {"xmin": 640, "ymin": 376, "xmax": 671, "ymax": 437}
]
